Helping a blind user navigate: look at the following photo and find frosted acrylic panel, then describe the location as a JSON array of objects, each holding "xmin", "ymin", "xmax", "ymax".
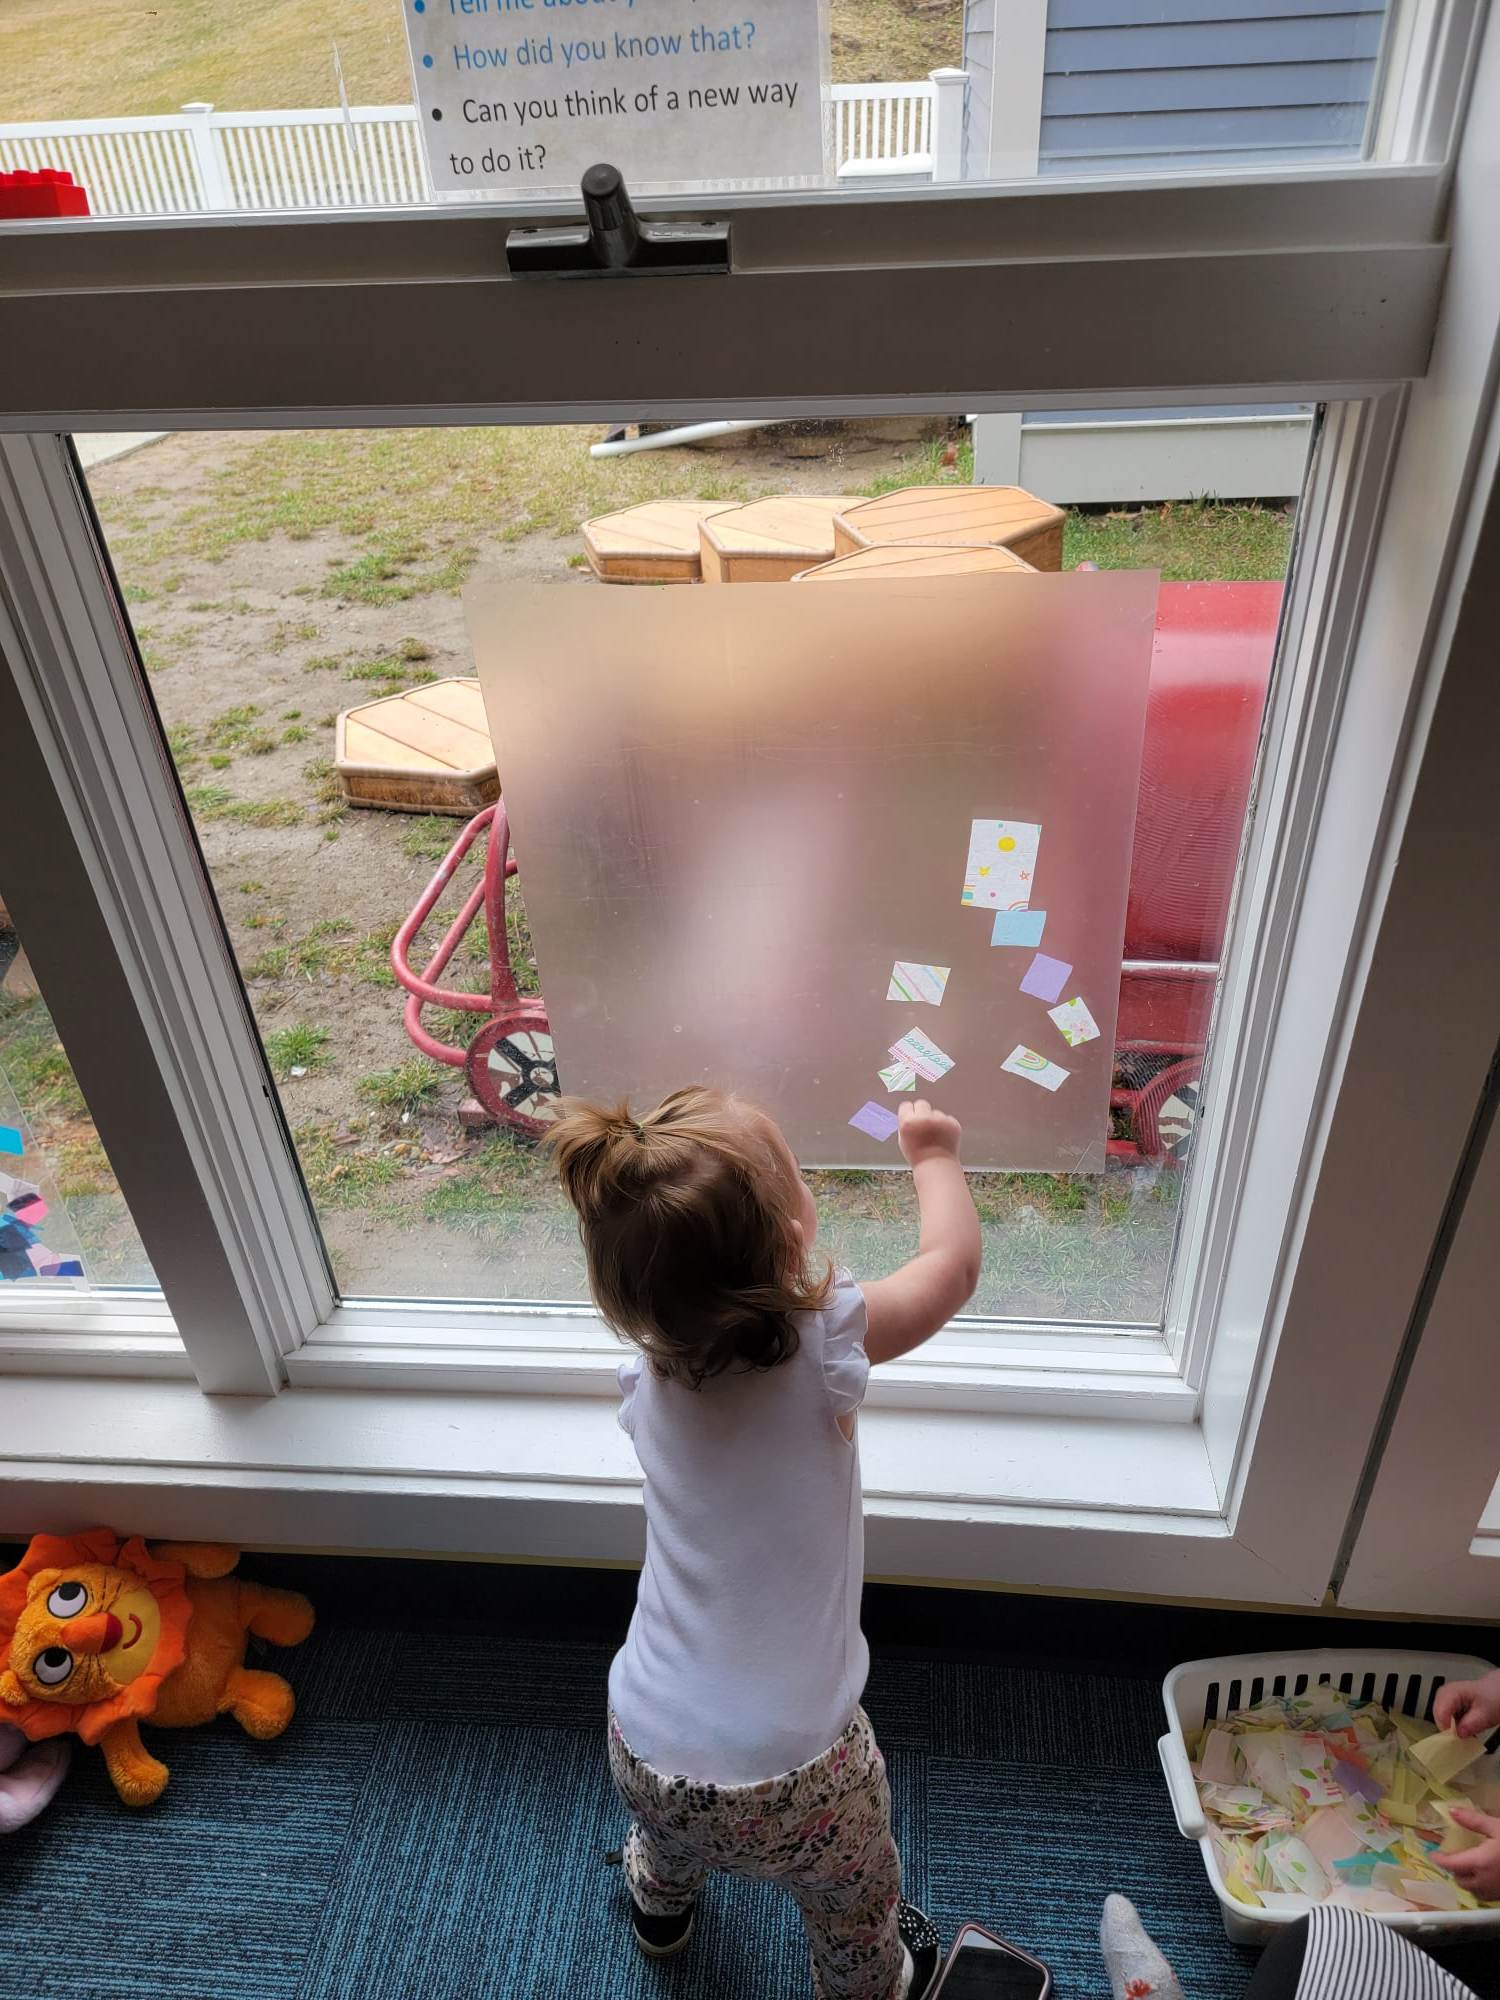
[{"xmin": 470, "ymin": 574, "xmax": 1155, "ymax": 1171}]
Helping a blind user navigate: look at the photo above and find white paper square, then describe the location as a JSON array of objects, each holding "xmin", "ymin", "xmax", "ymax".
[
  {"xmin": 1001, "ymin": 1044, "xmax": 1070, "ymax": 1092},
  {"xmin": 961, "ymin": 819, "xmax": 1041, "ymax": 910},
  {"xmin": 1047, "ymin": 995, "xmax": 1101, "ymax": 1047}
]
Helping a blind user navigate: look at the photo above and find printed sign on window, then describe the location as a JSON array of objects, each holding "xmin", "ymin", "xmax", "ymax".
[{"xmin": 403, "ymin": 0, "xmax": 828, "ymax": 194}]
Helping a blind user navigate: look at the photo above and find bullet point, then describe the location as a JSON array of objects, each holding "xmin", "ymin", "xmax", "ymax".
[
  {"xmin": 432, "ymin": 107, "xmax": 443, "ymax": 120},
  {"xmin": 423, "ymin": 53, "xmax": 434, "ymax": 66}
]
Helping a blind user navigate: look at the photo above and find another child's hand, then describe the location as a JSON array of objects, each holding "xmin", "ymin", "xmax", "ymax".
[
  {"xmin": 1441, "ymin": 1809, "xmax": 1500, "ymax": 1900},
  {"xmin": 897, "ymin": 1099, "xmax": 962, "ymax": 1168},
  {"xmin": 1435, "ymin": 1670, "xmax": 1500, "ymax": 1737}
]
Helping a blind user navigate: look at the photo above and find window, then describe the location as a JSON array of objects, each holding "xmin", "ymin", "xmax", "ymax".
[
  {"xmin": 0, "ymin": 0, "xmax": 1495, "ymax": 1605},
  {"xmin": 0, "ymin": 0, "xmax": 1466, "ymax": 222},
  {"xmin": 80, "ymin": 412, "xmax": 1301, "ymax": 1332}
]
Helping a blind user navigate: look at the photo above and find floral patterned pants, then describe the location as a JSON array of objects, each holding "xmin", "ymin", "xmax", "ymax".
[{"xmin": 608, "ymin": 1707, "xmax": 906, "ymax": 2000}]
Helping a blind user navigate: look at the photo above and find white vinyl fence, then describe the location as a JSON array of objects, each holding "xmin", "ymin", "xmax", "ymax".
[{"xmin": 0, "ymin": 73, "xmax": 965, "ymax": 218}]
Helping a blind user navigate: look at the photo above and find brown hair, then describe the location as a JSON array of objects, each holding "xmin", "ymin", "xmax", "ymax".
[{"xmin": 545, "ymin": 1086, "xmax": 830, "ymax": 1387}]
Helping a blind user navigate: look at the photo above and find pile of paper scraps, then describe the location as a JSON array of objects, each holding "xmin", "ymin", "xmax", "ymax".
[{"xmin": 1190, "ymin": 1686, "xmax": 1500, "ymax": 1915}]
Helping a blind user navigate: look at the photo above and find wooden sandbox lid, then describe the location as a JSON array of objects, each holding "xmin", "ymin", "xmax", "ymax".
[
  {"xmin": 699, "ymin": 497, "xmax": 866, "ymax": 583},
  {"xmin": 792, "ymin": 542, "xmax": 1035, "ymax": 582},
  {"xmin": 336, "ymin": 676, "xmax": 499, "ymax": 817},
  {"xmin": 833, "ymin": 485, "xmax": 1065, "ymax": 571},
  {"xmin": 582, "ymin": 500, "xmax": 739, "ymax": 583}
]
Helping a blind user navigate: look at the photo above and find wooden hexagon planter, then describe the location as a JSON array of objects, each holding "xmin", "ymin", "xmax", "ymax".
[
  {"xmin": 833, "ymin": 485, "xmax": 1065, "ymax": 571},
  {"xmin": 581, "ymin": 500, "xmax": 739, "ymax": 583},
  {"xmin": 336, "ymin": 676, "xmax": 498, "ymax": 816},
  {"xmin": 699, "ymin": 496, "xmax": 866, "ymax": 583},
  {"xmin": 792, "ymin": 542, "xmax": 1035, "ymax": 582}
]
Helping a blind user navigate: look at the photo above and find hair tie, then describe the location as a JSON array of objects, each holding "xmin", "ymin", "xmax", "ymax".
[{"xmin": 629, "ymin": 1120, "xmax": 647, "ymax": 1142}]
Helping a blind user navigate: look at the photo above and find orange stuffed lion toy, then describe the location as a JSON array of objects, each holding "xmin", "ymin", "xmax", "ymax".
[{"xmin": 0, "ymin": 1528, "xmax": 313, "ymax": 1807}]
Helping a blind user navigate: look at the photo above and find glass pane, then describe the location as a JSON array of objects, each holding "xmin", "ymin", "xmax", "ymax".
[
  {"xmin": 81, "ymin": 408, "xmax": 1302, "ymax": 1320},
  {"xmin": 0, "ymin": 910, "xmax": 155, "ymax": 1287},
  {"xmin": 2, "ymin": 0, "xmax": 1400, "ymax": 221}
]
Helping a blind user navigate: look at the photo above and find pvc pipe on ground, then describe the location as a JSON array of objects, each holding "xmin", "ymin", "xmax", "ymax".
[{"xmin": 588, "ymin": 420, "xmax": 781, "ymax": 459}]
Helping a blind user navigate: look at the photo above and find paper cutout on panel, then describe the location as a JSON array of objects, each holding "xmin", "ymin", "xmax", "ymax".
[
  {"xmin": 848, "ymin": 1101, "xmax": 900, "ymax": 1142},
  {"xmin": 0, "ymin": 1127, "xmax": 22, "ymax": 1156},
  {"xmin": 961, "ymin": 819, "xmax": 1040, "ymax": 910},
  {"xmin": 1001, "ymin": 1046, "xmax": 1070, "ymax": 1092},
  {"xmin": 886, "ymin": 961, "xmax": 950, "ymax": 1006},
  {"xmin": 878, "ymin": 1060, "xmax": 917, "ymax": 1093},
  {"xmin": 991, "ymin": 909, "xmax": 1046, "ymax": 947},
  {"xmin": 888, "ymin": 1028, "xmax": 954, "ymax": 1082},
  {"xmin": 1019, "ymin": 953, "xmax": 1073, "ymax": 1004},
  {"xmin": 1048, "ymin": 996, "xmax": 1101, "ymax": 1047}
]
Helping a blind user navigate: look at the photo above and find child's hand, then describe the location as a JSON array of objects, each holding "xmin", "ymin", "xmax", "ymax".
[
  {"xmin": 1440, "ymin": 1809, "xmax": 1500, "ymax": 1900},
  {"xmin": 897, "ymin": 1099, "xmax": 962, "ymax": 1168},
  {"xmin": 1435, "ymin": 1670, "xmax": 1500, "ymax": 1737}
]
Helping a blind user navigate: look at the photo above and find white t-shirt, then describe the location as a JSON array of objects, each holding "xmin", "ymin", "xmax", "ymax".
[{"xmin": 607, "ymin": 1270, "xmax": 872, "ymax": 1786}]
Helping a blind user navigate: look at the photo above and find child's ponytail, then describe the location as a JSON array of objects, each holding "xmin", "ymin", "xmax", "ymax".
[{"xmin": 545, "ymin": 1087, "xmax": 832, "ymax": 1386}]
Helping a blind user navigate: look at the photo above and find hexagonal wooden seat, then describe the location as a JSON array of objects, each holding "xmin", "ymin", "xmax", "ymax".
[
  {"xmin": 792, "ymin": 542, "xmax": 1035, "ymax": 582},
  {"xmin": 700, "ymin": 497, "xmax": 865, "ymax": 583},
  {"xmin": 834, "ymin": 486, "xmax": 1065, "ymax": 571},
  {"xmin": 336, "ymin": 676, "xmax": 498, "ymax": 816},
  {"xmin": 582, "ymin": 500, "xmax": 739, "ymax": 583}
]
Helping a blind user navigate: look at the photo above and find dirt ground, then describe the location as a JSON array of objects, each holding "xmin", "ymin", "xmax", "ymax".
[{"xmin": 67, "ymin": 423, "xmax": 1179, "ymax": 1315}]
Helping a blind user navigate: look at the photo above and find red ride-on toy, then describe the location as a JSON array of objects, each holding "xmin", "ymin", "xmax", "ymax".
[
  {"xmin": 1110, "ymin": 579, "xmax": 1282, "ymax": 1166},
  {"xmin": 391, "ymin": 802, "xmax": 563, "ymax": 1137}
]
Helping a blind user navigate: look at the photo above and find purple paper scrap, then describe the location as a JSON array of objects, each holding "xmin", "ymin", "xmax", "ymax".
[
  {"xmin": 55, "ymin": 1259, "xmax": 84, "ymax": 1278},
  {"xmin": 991, "ymin": 909, "xmax": 1047, "ymax": 948},
  {"xmin": 848, "ymin": 1101, "xmax": 900, "ymax": 1143},
  {"xmin": 1019, "ymin": 952, "xmax": 1073, "ymax": 1004}
]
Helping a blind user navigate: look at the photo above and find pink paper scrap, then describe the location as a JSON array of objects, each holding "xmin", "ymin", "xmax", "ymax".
[{"xmin": 12, "ymin": 1196, "xmax": 47, "ymax": 1225}]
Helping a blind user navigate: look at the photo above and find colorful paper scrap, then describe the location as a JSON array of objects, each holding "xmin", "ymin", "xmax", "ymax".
[
  {"xmin": 888, "ymin": 1028, "xmax": 954, "ymax": 1083},
  {"xmin": 886, "ymin": 961, "xmax": 950, "ymax": 1006},
  {"xmin": 1019, "ymin": 953, "xmax": 1073, "ymax": 1004},
  {"xmin": 877, "ymin": 1060, "xmax": 917, "ymax": 1093},
  {"xmin": 961, "ymin": 819, "xmax": 1040, "ymax": 910},
  {"xmin": 1001, "ymin": 1045, "xmax": 1070, "ymax": 1093},
  {"xmin": 990, "ymin": 909, "xmax": 1046, "ymax": 948},
  {"xmin": 1410, "ymin": 1730, "xmax": 1488, "ymax": 1786},
  {"xmin": 1048, "ymin": 996, "xmax": 1100, "ymax": 1047},
  {"xmin": 0, "ymin": 1126, "xmax": 22, "ymax": 1156},
  {"xmin": 848, "ymin": 1101, "xmax": 900, "ymax": 1143}
]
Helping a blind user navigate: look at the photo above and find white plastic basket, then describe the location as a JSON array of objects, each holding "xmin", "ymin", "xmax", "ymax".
[{"xmin": 1160, "ymin": 1647, "xmax": 1500, "ymax": 1945}]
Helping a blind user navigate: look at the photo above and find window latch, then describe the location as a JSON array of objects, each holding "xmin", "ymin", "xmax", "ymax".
[{"xmin": 506, "ymin": 163, "xmax": 730, "ymax": 279}]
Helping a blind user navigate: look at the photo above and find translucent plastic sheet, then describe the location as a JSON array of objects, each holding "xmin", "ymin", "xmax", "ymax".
[{"xmin": 470, "ymin": 572, "xmax": 1156, "ymax": 1170}]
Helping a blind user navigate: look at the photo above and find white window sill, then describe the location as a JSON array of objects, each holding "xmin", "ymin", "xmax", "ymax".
[{"xmin": 0, "ymin": 1371, "xmax": 1327, "ymax": 1603}]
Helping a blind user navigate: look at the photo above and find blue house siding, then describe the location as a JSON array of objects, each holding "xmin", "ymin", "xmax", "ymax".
[{"xmin": 1039, "ymin": 0, "xmax": 1389, "ymax": 173}]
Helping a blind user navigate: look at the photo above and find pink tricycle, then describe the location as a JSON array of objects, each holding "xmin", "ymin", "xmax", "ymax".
[{"xmin": 390, "ymin": 802, "xmax": 562, "ymax": 1137}]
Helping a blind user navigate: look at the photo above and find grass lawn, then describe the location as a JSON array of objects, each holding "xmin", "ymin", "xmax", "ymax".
[{"xmin": 0, "ymin": 0, "xmax": 962, "ymax": 121}]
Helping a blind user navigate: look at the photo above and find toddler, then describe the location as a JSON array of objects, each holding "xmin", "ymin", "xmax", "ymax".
[{"xmin": 549, "ymin": 1086, "xmax": 981, "ymax": 2000}]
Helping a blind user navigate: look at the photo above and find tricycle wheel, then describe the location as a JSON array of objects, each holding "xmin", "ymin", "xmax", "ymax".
[
  {"xmin": 466, "ymin": 1010, "xmax": 562, "ymax": 1139},
  {"xmin": 1133, "ymin": 1058, "xmax": 1202, "ymax": 1165}
]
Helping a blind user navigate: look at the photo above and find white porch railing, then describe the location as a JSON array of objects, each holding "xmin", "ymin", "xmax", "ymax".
[{"xmin": 0, "ymin": 73, "xmax": 966, "ymax": 218}]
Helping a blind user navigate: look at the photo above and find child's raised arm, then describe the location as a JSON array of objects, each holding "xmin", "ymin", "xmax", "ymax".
[{"xmin": 861, "ymin": 1100, "xmax": 981, "ymax": 1365}]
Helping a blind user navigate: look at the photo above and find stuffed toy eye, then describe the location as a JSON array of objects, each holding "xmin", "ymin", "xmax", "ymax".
[
  {"xmin": 33, "ymin": 1647, "xmax": 74, "ymax": 1687},
  {"xmin": 46, "ymin": 1581, "xmax": 89, "ymax": 1618}
]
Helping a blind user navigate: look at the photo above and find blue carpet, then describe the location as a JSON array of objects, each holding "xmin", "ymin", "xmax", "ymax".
[{"xmin": 3, "ymin": 1564, "xmax": 1499, "ymax": 2000}]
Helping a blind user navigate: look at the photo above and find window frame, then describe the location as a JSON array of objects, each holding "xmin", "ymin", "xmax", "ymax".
[{"xmin": 0, "ymin": 378, "xmax": 1421, "ymax": 1422}]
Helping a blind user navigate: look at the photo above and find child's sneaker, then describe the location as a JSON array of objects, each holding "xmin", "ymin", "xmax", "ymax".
[
  {"xmin": 899, "ymin": 1901, "xmax": 942, "ymax": 2000},
  {"xmin": 630, "ymin": 1895, "xmax": 695, "ymax": 1958}
]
